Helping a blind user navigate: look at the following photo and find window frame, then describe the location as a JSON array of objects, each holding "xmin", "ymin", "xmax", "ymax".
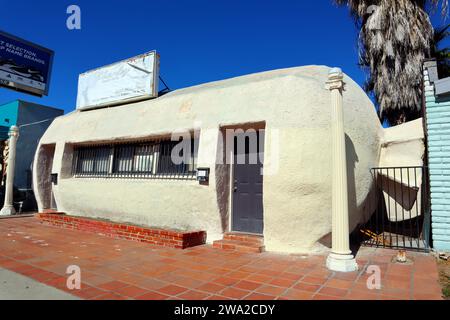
[{"xmin": 71, "ymin": 137, "xmax": 198, "ymax": 180}]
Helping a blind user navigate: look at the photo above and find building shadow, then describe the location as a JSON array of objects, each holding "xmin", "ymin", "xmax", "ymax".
[
  {"xmin": 345, "ymin": 134, "xmax": 362, "ymax": 256},
  {"xmin": 318, "ymin": 134, "xmax": 361, "ymax": 255}
]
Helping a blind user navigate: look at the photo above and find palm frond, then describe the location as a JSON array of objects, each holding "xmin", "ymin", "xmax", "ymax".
[{"xmin": 334, "ymin": 0, "xmax": 449, "ymax": 125}]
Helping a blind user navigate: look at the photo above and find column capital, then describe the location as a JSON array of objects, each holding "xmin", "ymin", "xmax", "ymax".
[
  {"xmin": 327, "ymin": 67, "xmax": 345, "ymax": 91},
  {"xmin": 8, "ymin": 125, "xmax": 19, "ymax": 138}
]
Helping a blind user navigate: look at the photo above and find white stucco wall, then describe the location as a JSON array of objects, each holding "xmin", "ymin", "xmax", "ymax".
[
  {"xmin": 378, "ymin": 118, "xmax": 425, "ymax": 222},
  {"xmin": 33, "ymin": 65, "xmax": 384, "ymax": 253}
]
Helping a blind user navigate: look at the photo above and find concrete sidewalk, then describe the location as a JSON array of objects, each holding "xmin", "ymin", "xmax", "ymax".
[{"xmin": 0, "ymin": 267, "xmax": 79, "ymax": 300}]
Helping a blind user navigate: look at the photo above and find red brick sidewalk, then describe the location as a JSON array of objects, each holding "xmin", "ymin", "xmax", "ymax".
[{"xmin": 0, "ymin": 216, "xmax": 443, "ymax": 300}]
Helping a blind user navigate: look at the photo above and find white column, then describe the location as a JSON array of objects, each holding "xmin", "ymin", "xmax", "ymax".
[
  {"xmin": 326, "ymin": 68, "xmax": 358, "ymax": 272},
  {"xmin": 0, "ymin": 126, "xmax": 19, "ymax": 216}
]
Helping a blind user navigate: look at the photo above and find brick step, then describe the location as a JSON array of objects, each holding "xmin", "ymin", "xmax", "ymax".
[
  {"xmin": 36, "ymin": 212, "xmax": 206, "ymax": 249},
  {"xmin": 223, "ymin": 232, "xmax": 264, "ymax": 244},
  {"xmin": 212, "ymin": 239, "xmax": 265, "ymax": 253},
  {"xmin": 41, "ymin": 210, "xmax": 65, "ymax": 214}
]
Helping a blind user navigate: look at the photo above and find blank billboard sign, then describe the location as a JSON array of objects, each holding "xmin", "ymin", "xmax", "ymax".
[{"xmin": 76, "ymin": 51, "xmax": 160, "ymax": 110}]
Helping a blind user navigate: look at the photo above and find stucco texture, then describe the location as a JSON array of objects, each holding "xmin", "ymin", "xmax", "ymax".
[
  {"xmin": 33, "ymin": 65, "xmax": 385, "ymax": 254},
  {"xmin": 378, "ymin": 119, "xmax": 425, "ymax": 222}
]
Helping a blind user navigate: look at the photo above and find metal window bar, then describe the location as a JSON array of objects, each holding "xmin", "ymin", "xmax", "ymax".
[
  {"xmin": 357, "ymin": 166, "xmax": 431, "ymax": 252},
  {"xmin": 72, "ymin": 139, "xmax": 197, "ymax": 180}
]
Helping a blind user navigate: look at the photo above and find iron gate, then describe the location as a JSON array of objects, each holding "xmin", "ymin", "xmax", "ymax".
[{"xmin": 357, "ymin": 166, "xmax": 431, "ymax": 252}]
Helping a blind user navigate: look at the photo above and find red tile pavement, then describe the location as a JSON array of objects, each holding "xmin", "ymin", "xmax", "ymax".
[{"xmin": 0, "ymin": 216, "xmax": 444, "ymax": 300}]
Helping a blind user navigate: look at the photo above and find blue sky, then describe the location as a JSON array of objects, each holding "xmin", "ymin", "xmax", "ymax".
[{"xmin": 0, "ymin": 0, "xmax": 448, "ymax": 114}]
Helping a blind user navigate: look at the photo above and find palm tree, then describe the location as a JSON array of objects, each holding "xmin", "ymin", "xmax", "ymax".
[
  {"xmin": 432, "ymin": 24, "xmax": 450, "ymax": 78},
  {"xmin": 334, "ymin": 0, "xmax": 448, "ymax": 126}
]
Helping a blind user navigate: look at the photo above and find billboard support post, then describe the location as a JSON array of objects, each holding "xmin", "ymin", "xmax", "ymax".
[{"xmin": 0, "ymin": 126, "xmax": 19, "ymax": 216}]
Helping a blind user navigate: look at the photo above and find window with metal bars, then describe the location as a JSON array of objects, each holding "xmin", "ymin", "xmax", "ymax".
[
  {"xmin": 73, "ymin": 146, "xmax": 111, "ymax": 176},
  {"xmin": 72, "ymin": 138, "xmax": 198, "ymax": 179}
]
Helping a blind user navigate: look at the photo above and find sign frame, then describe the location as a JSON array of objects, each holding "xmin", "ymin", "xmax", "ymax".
[
  {"xmin": 0, "ymin": 30, "xmax": 54, "ymax": 97},
  {"xmin": 76, "ymin": 50, "xmax": 160, "ymax": 111}
]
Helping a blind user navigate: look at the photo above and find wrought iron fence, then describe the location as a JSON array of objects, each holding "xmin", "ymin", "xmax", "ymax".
[{"xmin": 357, "ymin": 166, "xmax": 431, "ymax": 252}]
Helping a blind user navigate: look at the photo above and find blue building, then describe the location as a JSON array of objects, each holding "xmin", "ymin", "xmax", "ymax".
[
  {"xmin": 0, "ymin": 100, "xmax": 63, "ymax": 211},
  {"xmin": 424, "ymin": 60, "xmax": 450, "ymax": 252}
]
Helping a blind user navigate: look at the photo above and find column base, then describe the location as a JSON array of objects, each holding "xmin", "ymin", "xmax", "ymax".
[
  {"xmin": 326, "ymin": 252, "xmax": 358, "ymax": 272},
  {"xmin": 0, "ymin": 205, "xmax": 16, "ymax": 216}
]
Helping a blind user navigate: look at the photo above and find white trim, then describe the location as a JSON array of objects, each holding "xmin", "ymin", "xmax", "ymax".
[{"xmin": 228, "ymin": 142, "xmax": 234, "ymax": 233}]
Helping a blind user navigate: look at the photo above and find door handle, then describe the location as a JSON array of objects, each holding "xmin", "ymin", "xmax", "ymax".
[{"xmin": 233, "ymin": 186, "xmax": 237, "ymax": 192}]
